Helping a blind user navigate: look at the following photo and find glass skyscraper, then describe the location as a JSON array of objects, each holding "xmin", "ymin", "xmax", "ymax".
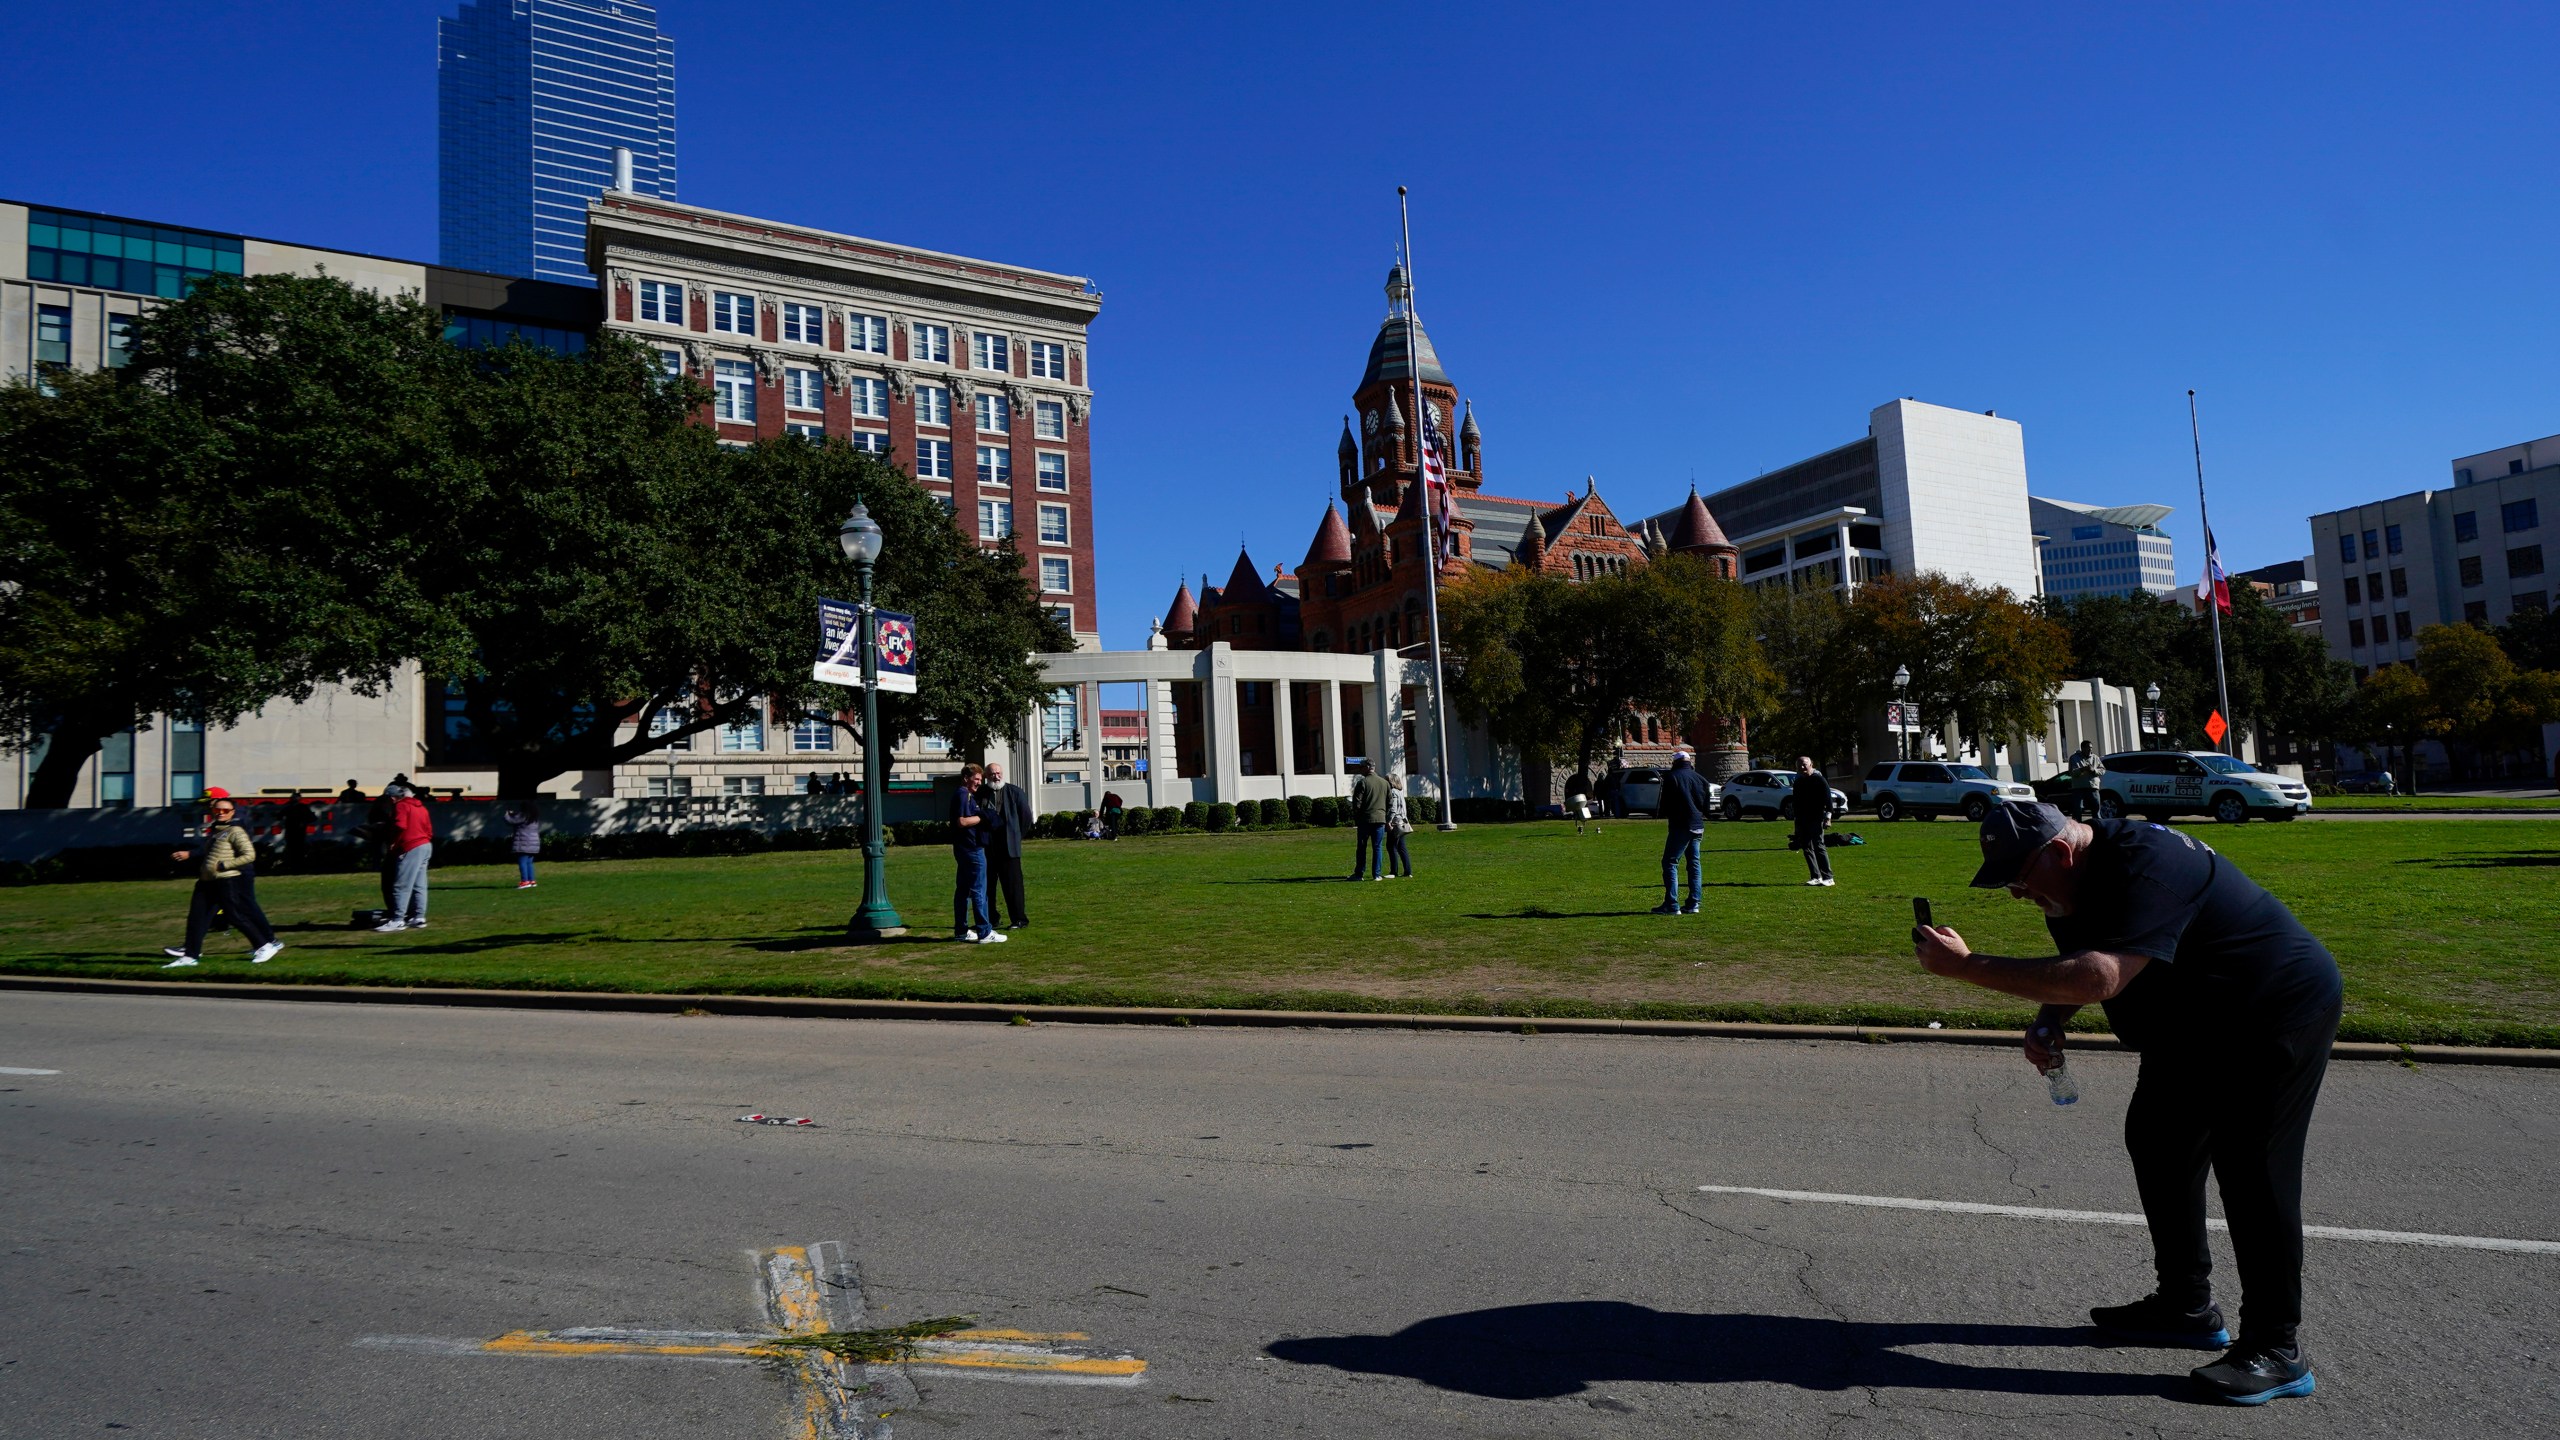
[{"xmin": 439, "ymin": 0, "xmax": 676, "ymax": 285}]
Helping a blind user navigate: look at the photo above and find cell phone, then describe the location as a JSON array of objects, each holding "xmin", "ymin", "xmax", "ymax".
[{"xmin": 1912, "ymin": 897, "xmax": 1933, "ymax": 929}]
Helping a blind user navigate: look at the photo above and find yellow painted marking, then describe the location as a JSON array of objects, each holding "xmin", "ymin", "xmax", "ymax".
[
  {"xmin": 764, "ymin": 1245, "xmax": 830, "ymax": 1336},
  {"xmin": 910, "ymin": 1342, "xmax": 1147, "ymax": 1378},
  {"xmin": 939, "ymin": 1328, "xmax": 1090, "ymax": 1342},
  {"xmin": 482, "ymin": 1331, "xmax": 772, "ymax": 1359}
]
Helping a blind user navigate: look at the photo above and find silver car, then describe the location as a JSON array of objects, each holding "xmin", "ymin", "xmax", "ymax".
[
  {"xmin": 1860, "ymin": 761, "xmax": 2038, "ymax": 822},
  {"xmin": 1719, "ymin": 769, "xmax": 1849, "ymax": 823}
]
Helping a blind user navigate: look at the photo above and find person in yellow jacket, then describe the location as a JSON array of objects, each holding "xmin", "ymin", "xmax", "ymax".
[{"xmin": 162, "ymin": 792, "xmax": 282, "ymax": 967}]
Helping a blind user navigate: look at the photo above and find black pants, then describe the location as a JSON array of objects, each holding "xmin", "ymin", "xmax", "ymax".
[
  {"xmin": 989, "ymin": 849, "xmax": 1028, "ymax": 927},
  {"xmin": 182, "ymin": 873, "xmax": 276, "ymax": 956},
  {"xmin": 1797, "ymin": 825, "xmax": 1832, "ymax": 880},
  {"xmin": 2123, "ymin": 1003, "xmax": 2342, "ymax": 1348},
  {"xmin": 377, "ymin": 849, "xmax": 398, "ymax": 912}
]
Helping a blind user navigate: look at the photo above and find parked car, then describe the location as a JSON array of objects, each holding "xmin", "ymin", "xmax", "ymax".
[
  {"xmin": 1613, "ymin": 766, "xmax": 1718, "ymax": 817},
  {"xmin": 2100, "ymin": 751, "xmax": 2313, "ymax": 823},
  {"xmin": 1719, "ymin": 769, "xmax": 1849, "ymax": 823},
  {"xmin": 1859, "ymin": 761, "xmax": 2039, "ymax": 822},
  {"xmin": 2334, "ymin": 768, "xmax": 2397, "ymax": 795}
]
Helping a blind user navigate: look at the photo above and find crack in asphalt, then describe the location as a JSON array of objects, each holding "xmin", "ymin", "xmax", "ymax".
[
  {"xmin": 1648, "ymin": 1178, "xmax": 1880, "ymax": 1437},
  {"xmin": 1967, "ymin": 1078, "xmax": 2042, "ymax": 1202}
]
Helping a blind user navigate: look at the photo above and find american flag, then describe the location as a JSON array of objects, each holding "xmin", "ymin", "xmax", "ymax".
[{"xmin": 1421, "ymin": 421, "xmax": 1455, "ymax": 563}]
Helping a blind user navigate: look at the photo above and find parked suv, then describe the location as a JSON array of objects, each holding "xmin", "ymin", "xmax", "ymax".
[
  {"xmin": 1860, "ymin": 761, "xmax": 2039, "ymax": 822},
  {"xmin": 1720, "ymin": 769, "xmax": 1849, "ymax": 823},
  {"xmin": 1613, "ymin": 767, "xmax": 1719, "ymax": 817},
  {"xmin": 2099, "ymin": 751, "xmax": 2313, "ymax": 823}
]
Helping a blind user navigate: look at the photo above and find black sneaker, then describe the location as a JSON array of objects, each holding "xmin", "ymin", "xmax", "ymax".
[
  {"xmin": 2192, "ymin": 1342, "xmax": 2315, "ymax": 1405},
  {"xmin": 2090, "ymin": 1293, "xmax": 2230, "ymax": 1349},
  {"xmin": 1648, "ymin": 902, "xmax": 1681, "ymax": 915}
]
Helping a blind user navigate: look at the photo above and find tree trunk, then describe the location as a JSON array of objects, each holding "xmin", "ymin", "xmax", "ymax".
[{"xmin": 21, "ymin": 720, "xmax": 111, "ymax": 810}]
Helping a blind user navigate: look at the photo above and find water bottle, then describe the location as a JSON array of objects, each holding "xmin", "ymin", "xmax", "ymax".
[{"xmin": 2031, "ymin": 1022, "xmax": 2079, "ymax": 1106}]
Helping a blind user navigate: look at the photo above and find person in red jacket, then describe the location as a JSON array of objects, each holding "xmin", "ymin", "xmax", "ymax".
[{"xmin": 376, "ymin": 783, "xmax": 435, "ymax": 932}]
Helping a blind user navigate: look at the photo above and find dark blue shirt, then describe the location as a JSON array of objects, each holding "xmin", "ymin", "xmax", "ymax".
[
  {"xmin": 2047, "ymin": 820, "xmax": 2343, "ymax": 1049},
  {"xmin": 949, "ymin": 786, "xmax": 985, "ymax": 853},
  {"xmin": 1661, "ymin": 767, "xmax": 1713, "ymax": 833}
]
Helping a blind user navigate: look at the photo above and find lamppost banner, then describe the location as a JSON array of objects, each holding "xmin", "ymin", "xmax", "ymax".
[{"xmin": 813, "ymin": 600, "xmax": 919, "ymax": 692}]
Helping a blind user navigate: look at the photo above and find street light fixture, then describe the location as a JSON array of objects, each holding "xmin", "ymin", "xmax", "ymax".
[
  {"xmin": 2145, "ymin": 681, "xmax": 2162, "ymax": 738},
  {"xmin": 840, "ymin": 502, "xmax": 905, "ymax": 941},
  {"xmin": 1892, "ymin": 665, "xmax": 1911, "ymax": 761}
]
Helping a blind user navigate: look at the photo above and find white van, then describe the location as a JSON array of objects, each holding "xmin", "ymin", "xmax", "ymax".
[
  {"xmin": 2098, "ymin": 751, "xmax": 2313, "ymax": 823},
  {"xmin": 1860, "ymin": 761, "xmax": 2039, "ymax": 822}
]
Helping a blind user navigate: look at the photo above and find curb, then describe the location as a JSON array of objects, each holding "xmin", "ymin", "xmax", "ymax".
[{"xmin": 3, "ymin": 974, "xmax": 2552, "ymax": 1068}]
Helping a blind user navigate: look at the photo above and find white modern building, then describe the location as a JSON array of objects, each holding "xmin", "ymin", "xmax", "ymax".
[{"xmin": 2032, "ymin": 496, "xmax": 2178, "ymax": 600}]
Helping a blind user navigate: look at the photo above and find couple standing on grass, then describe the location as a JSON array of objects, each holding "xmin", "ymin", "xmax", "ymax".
[
  {"xmin": 1348, "ymin": 761, "xmax": 1415, "ymax": 881},
  {"xmin": 949, "ymin": 761, "xmax": 1035, "ymax": 943}
]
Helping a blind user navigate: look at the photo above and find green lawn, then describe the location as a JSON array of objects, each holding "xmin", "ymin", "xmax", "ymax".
[
  {"xmin": 4, "ymin": 818, "xmax": 2554, "ymax": 1047},
  {"xmin": 2312, "ymin": 794, "xmax": 2560, "ymax": 812}
]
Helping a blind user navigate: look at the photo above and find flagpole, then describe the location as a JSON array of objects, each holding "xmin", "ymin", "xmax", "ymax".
[
  {"xmin": 2189, "ymin": 389, "xmax": 2236, "ymax": 758},
  {"xmin": 1402, "ymin": 186, "xmax": 1460, "ymax": 831}
]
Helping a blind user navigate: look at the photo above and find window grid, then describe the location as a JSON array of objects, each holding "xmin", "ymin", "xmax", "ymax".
[
  {"xmin": 914, "ymin": 386, "xmax": 950, "ymax": 427},
  {"xmin": 972, "ymin": 333, "xmax": 1009, "ymax": 372},
  {"xmin": 977, "ymin": 445, "xmax": 1012, "ymax": 487},
  {"xmin": 974, "ymin": 393, "xmax": 1010, "ymax": 433},
  {"xmin": 1030, "ymin": 341, "xmax": 1066, "ymax": 379},
  {"xmin": 1041, "ymin": 557, "xmax": 1073, "ymax": 593},
  {"xmin": 848, "ymin": 377, "xmax": 887, "ymax": 419},
  {"xmin": 849, "ymin": 431, "xmax": 890, "ymax": 456},
  {"xmin": 845, "ymin": 313, "xmax": 888, "ymax": 353},
  {"xmin": 638, "ymin": 280, "xmax": 683, "ymax": 323},
  {"xmin": 712, "ymin": 360, "xmax": 757, "ymax": 422},
  {"xmin": 1038, "ymin": 503, "xmax": 1070, "ymax": 545},
  {"xmin": 2505, "ymin": 499, "xmax": 2541, "ymax": 534},
  {"xmin": 792, "ymin": 718, "xmax": 835, "ymax": 752},
  {"xmin": 780, "ymin": 302, "xmax": 823, "ymax": 345},
  {"xmin": 783, "ymin": 367, "xmax": 824, "ymax": 410},
  {"xmin": 915, "ymin": 437, "xmax": 952, "ymax": 479},
  {"xmin": 712, "ymin": 291, "xmax": 755, "ymax": 335},
  {"xmin": 719, "ymin": 711, "xmax": 766, "ymax": 752},
  {"xmin": 912, "ymin": 323, "xmax": 950, "ymax": 363},
  {"xmin": 978, "ymin": 499, "xmax": 1013, "ymax": 540},
  {"xmin": 1033, "ymin": 399, "xmax": 1065, "ymax": 439},
  {"xmin": 1036, "ymin": 452, "xmax": 1068, "ymax": 491}
]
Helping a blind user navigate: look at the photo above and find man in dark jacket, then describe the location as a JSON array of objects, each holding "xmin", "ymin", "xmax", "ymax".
[
  {"xmin": 1348, "ymin": 762, "xmax": 1390, "ymax": 880},
  {"xmin": 1915, "ymin": 802, "xmax": 2343, "ymax": 1406},
  {"xmin": 1653, "ymin": 749, "xmax": 1714, "ymax": 914},
  {"xmin": 981, "ymin": 760, "xmax": 1037, "ymax": 929},
  {"xmin": 1792, "ymin": 756, "xmax": 1836, "ymax": 887}
]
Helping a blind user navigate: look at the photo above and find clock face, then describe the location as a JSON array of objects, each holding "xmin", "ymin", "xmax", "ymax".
[
  {"xmin": 1363, "ymin": 409, "xmax": 1379, "ymax": 436},
  {"xmin": 1427, "ymin": 401, "xmax": 1443, "ymax": 432}
]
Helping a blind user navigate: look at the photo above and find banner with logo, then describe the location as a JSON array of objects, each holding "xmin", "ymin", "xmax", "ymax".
[{"xmin": 813, "ymin": 600, "xmax": 919, "ymax": 693}]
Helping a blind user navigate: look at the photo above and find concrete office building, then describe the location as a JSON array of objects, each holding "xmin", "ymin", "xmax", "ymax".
[
  {"xmin": 2031, "ymin": 496, "xmax": 2178, "ymax": 600},
  {"xmin": 2308, "ymin": 430, "xmax": 2557, "ymax": 677},
  {"xmin": 0, "ymin": 199, "xmax": 599, "ymax": 810},
  {"xmin": 440, "ymin": 0, "xmax": 678, "ymax": 285}
]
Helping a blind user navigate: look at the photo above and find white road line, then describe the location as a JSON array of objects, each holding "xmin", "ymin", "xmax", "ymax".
[
  {"xmin": 0, "ymin": 1067, "xmax": 61, "ymax": 1075},
  {"xmin": 1695, "ymin": 1185, "xmax": 2560, "ymax": 1256}
]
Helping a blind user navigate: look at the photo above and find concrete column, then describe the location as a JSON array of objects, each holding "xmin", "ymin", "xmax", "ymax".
[
  {"xmin": 1375, "ymin": 649, "xmax": 1407, "ymax": 775},
  {"xmin": 1320, "ymin": 678, "xmax": 1345, "ymax": 795},
  {"xmin": 1142, "ymin": 677, "xmax": 1165, "ymax": 808},
  {"xmin": 1208, "ymin": 642, "xmax": 1241, "ymax": 803},
  {"xmin": 1274, "ymin": 680, "xmax": 1296, "ymax": 797}
]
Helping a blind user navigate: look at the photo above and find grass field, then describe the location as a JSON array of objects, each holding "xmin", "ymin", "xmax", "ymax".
[
  {"xmin": 2311, "ymin": 794, "xmax": 2560, "ymax": 812},
  {"xmin": 3, "ymin": 818, "xmax": 2554, "ymax": 1046}
]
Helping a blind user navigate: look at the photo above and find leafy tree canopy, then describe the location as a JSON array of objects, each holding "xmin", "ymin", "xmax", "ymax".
[{"xmin": 1840, "ymin": 573, "xmax": 2070, "ymax": 760}]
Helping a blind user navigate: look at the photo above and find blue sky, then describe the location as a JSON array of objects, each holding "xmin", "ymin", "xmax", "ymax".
[{"xmin": 8, "ymin": 2, "xmax": 2558, "ymax": 646}]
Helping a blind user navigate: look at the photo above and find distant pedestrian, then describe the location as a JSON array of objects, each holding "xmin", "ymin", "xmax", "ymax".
[
  {"xmin": 364, "ymin": 783, "xmax": 402, "ymax": 913},
  {"xmin": 162, "ymin": 794, "xmax": 282, "ymax": 968},
  {"xmin": 1601, "ymin": 756, "xmax": 1629, "ymax": 818},
  {"xmin": 1793, "ymin": 755, "xmax": 1837, "ymax": 888},
  {"xmin": 280, "ymin": 795, "xmax": 314, "ymax": 872},
  {"xmin": 503, "ymin": 799, "xmax": 543, "ymax": 889},
  {"xmin": 1383, "ymin": 772, "xmax": 1415, "ymax": 878},
  {"xmin": 1653, "ymin": 748, "xmax": 1713, "ymax": 915},
  {"xmin": 948, "ymin": 764, "xmax": 1004, "ymax": 944},
  {"xmin": 1100, "ymin": 790, "xmax": 1125, "ymax": 838},
  {"xmin": 805, "ymin": 771, "xmax": 825, "ymax": 797},
  {"xmin": 2067, "ymin": 741, "xmax": 2104, "ymax": 822},
  {"xmin": 377, "ymin": 785, "xmax": 434, "ymax": 932},
  {"xmin": 1348, "ymin": 761, "xmax": 1390, "ymax": 880},
  {"xmin": 337, "ymin": 779, "xmax": 367, "ymax": 804},
  {"xmin": 982, "ymin": 760, "xmax": 1035, "ymax": 930}
]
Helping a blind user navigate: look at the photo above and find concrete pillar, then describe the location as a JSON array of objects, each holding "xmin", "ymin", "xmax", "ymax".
[
  {"xmin": 1374, "ymin": 649, "xmax": 1406, "ymax": 775},
  {"xmin": 1320, "ymin": 678, "xmax": 1345, "ymax": 796},
  {"xmin": 1208, "ymin": 642, "xmax": 1241, "ymax": 803},
  {"xmin": 1274, "ymin": 680, "xmax": 1296, "ymax": 797}
]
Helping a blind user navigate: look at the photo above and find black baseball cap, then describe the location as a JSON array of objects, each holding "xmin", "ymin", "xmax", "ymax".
[{"xmin": 1970, "ymin": 800, "xmax": 2071, "ymax": 889}]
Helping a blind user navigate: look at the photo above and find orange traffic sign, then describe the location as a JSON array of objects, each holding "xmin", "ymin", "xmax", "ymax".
[{"xmin": 2204, "ymin": 710, "xmax": 2228, "ymax": 745}]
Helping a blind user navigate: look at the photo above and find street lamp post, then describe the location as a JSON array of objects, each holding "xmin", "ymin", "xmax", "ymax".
[
  {"xmin": 2145, "ymin": 681, "xmax": 2162, "ymax": 741},
  {"xmin": 841, "ymin": 503, "xmax": 905, "ymax": 941},
  {"xmin": 1892, "ymin": 665, "xmax": 1911, "ymax": 761}
]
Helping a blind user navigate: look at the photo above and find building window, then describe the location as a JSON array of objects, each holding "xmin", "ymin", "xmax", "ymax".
[
  {"xmin": 647, "ymin": 776, "xmax": 693, "ymax": 798},
  {"xmin": 915, "ymin": 385, "xmax": 950, "ymax": 427},
  {"xmin": 2335, "ymin": 533, "xmax": 2356, "ymax": 565},
  {"xmin": 2505, "ymin": 499, "xmax": 2541, "ymax": 534},
  {"xmin": 1038, "ymin": 503, "xmax": 1070, "ymax": 545},
  {"xmin": 721, "ymin": 776, "xmax": 766, "ymax": 796},
  {"xmin": 1030, "ymin": 341, "xmax": 1066, "ymax": 379},
  {"xmin": 719, "ymin": 709, "xmax": 766, "ymax": 752},
  {"xmin": 2385, "ymin": 524, "xmax": 2404, "ymax": 555},
  {"xmin": 106, "ymin": 313, "xmax": 137, "ymax": 368},
  {"xmin": 2367, "ymin": 574, "xmax": 2382, "ymax": 603},
  {"xmin": 1048, "ymin": 603, "xmax": 1075, "ymax": 630},
  {"xmin": 1036, "ymin": 452, "xmax": 1068, "ymax": 491},
  {"xmin": 24, "ymin": 208, "xmax": 242, "ymax": 297},
  {"xmin": 972, "ymin": 332, "xmax": 1009, "ymax": 372},
  {"xmin": 978, "ymin": 499, "xmax": 1013, "ymax": 540},
  {"xmin": 785, "ymin": 422, "xmax": 824, "ymax": 441},
  {"xmin": 846, "ymin": 376, "xmax": 887, "ymax": 419},
  {"xmin": 1041, "ymin": 556, "xmax": 1072, "ymax": 592},
  {"xmin": 656, "ymin": 348, "xmax": 684, "ymax": 379},
  {"xmin": 784, "ymin": 367, "xmax": 824, "ymax": 410},
  {"xmin": 2454, "ymin": 510, "xmax": 2479, "ymax": 544},
  {"xmin": 638, "ymin": 280, "xmax": 683, "ymax": 323},
  {"xmin": 712, "ymin": 291, "xmax": 756, "ymax": 335},
  {"xmin": 1033, "ymin": 399, "xmax": 1065, "ymax": 439},
  {"xmin": 780, "ymin": 302, "xmax": 823, "ymax": 345},
  {"xmin": 94, "ymin": 727, "xmax": 135, "ymax": 808},
  {"xmin": 649, "ymin": 707, "xmax": 694, "ymax": 751},
  {"xmin": 35, "ymin": 305, "xmax": 71, "ymax": 368},
  {"xmin": 2389, "ymin": 567, "xmax": 2408, "ymax": 598},
  {"xmin": 974, "ymin": 392, "xmax": 1010, "ymax": 433},
  {"xmin": 2512, "ymin": 544, "xmax": 2547, "ymax": 579},
  {"xmin": 1042, "ymin": 691, "xmax": 1078, "ymax": 748},
  {"xmin": 931, "ymin": 493, "xmax": 956, "ymax": 517},
  {"xmin": 2465, "ymin": 600, "xmax": 2489, "ymax": 624},
  {"xmin": 915, "ymin": 437, "xmax": 952, "ymax": 479},
  {"xmin": 2460, "ymin": 556, "xmax": 2484, "ymax": 587},
  {"xmin": 2359, "ymin": 529, "xmax": 2378, "ymax": 560},
  {"xmin": 2519, "ymin": 592, "xmax": 2550, "ymax": 616},
  {"xmin": 849, "ymin": 431, "xmax": 890, "ymax": 456},
  {"xmin": 2348, "ymin": 618, "xmax": 2366, "ymax": 647},
  {"xmin": 2342, "ymin": 576, "xmax": 2361, "ymax": 604},
  {"xmin": 912, "ymin": 323, "xmax": 950, "ymax": 364},
  {"xmin": 712, "ymin": 359, "xmax": 756, "ymax": 422},
  {"xmin": 2394, "ymin": 611, "xmax": 2414, "ymax": 641},
  {"xmin": 976, "ymin": 445, "xmax": 1011, "ymax": 487},
  {"xmin": 168, "ymin": 719, "xmax": 204, "ymax": 802},
  {"xmin": 845, "ymin": 313, "xmax": 888, "ymax": 353},
  {"xmin": 791, "ymin": 717, "xmax": 834, "ymax": 752}
]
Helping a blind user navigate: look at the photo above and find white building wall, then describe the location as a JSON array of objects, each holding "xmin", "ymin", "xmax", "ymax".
[{"xmin": 1872, "ymin": 399, "xmax": 2042, "ymax": 598}]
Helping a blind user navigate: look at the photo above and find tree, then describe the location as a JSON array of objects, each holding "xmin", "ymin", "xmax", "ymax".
[
  {"xmin": 0, "ymin": 274, "xmax": 467, "ymax": 807},
  {"xmin": 2496, "ymin": 606, "xmax": 2560, "ymax": 674},
  {"xmin": 2412, "ymin": 623, "xmax": 2560, "ymax": 780},
  {"xmin": 423, "ymin": 337, "xmax": 1071, "ymax": 795},
  {"xmin": 1750, "ymin": 585, "xmax": 1861, "ymax": 766},
  {"xmin": 2351, "ymin": 663, "xmax": 2437, "ymax": 787},
  {"xmin": 2039, "ymin": 587, "xmax": 2353, "ymax": 757},
  {"xmin": 1839, "ymin": 573, "xmax": 2070, "ymax": 762}
]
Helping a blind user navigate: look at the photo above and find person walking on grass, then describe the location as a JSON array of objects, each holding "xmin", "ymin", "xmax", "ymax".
[
  {"xmin": 1914, "ymin": 801, "xmax": 2343, "ymax": 1406},
  {"xmin": 1348, "ymin": 761, "xmax": 1391, "ymax": 881},
  {"xmin": 1793, "ymin": 756, "xmax": 1836, "ymax": 888},
  {"xmin": 163, "ymin": 793, "xmax": 282, "ymax": 968},
  {"xmin": 1382, "ymin": 771, "xmax": 1415, "ymax": 879},
  {"xmin": 948, "ymin": 763, "xmax": 1005, "ymax": 945},
  {"xmin": 982, "ymin": 760, "xmax": 1035, "ymax": 930},
  {"xmin": 375, "ymin": 784, "xmax": 434, "ymax": 933},
  {"xmin": 504, "ymin": 799, "xmax": 543, "ymax": 889},
  {"xmin": 1652, "ymin": 748, "xmax": 1713, "ymax": 915}
]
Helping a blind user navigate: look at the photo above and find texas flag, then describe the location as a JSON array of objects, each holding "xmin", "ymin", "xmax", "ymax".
[
  {"xmin": 2197, "ymin": 526, "xmax": 2232, "ymax": 614},
  {"xmin": 1421, "ymin": 423, "xmax": 1455, "ymax": 562}
]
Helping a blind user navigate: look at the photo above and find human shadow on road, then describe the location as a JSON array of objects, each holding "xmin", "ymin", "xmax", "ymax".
[{"xmin": 1266, "ymin": 1301, "xmax": 2178, "ymax": 1401}]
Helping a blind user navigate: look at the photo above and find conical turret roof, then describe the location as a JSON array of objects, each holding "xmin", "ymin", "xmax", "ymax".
[
  {"xmin": 1668, "ymin": 483, "xmax": 1733, "ymax": 553},
  {"xmin": 1514, "ymin": 510, "xmax": 1549, "ymax": 571},
  {"xmin": 1459, "ymin": 400, "xmax": 1480, "ymax": 445},
  {"xmin": 1164, "ymin": 581, "xmax": 1197, "ymax": 635},
  {"xmin": 1303, "ymin": 503, "xmax": 1352, "ymax": 569},
  {"xmin": 1359, "ymin": 315, "xmax": 1450, "ymax": 391},
  {"xmin": 1220, "ymin": 548, "xmax": 1268, "ymax": 603},
  {"xmin": 1337, "ymin": 416, "xmax": 1358, "ymax": 463}
]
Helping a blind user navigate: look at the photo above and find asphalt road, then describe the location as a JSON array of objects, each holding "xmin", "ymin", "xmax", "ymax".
[{"xmin": 4, "ymin": 994, "xmax": 2554, "ymax": 1440}]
